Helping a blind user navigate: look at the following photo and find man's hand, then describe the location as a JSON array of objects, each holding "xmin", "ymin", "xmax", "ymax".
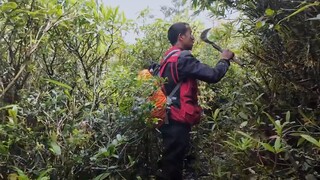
[{"xmin": 220, "ymin": 49, "xmax": 234, "ymax": 60}]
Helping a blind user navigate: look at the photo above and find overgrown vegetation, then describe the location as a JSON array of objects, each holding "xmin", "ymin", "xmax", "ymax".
[
  {"xmin": 0, "ymin": 0, "xmax": 319, "ymax": 179},
  {"xmin": 187, "ymin": 0, "xmax": 320, "ymax": 179}
]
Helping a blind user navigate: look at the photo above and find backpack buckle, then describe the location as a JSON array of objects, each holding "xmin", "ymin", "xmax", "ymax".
[{"xmin": 166, "ymin": 97, "xmax": 172, "ymax": 106}]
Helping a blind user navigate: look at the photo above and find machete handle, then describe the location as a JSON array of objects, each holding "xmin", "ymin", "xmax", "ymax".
[
  {"xmin": 231, "ymin": 57, "xmax": 244, "ymax": 66},
  {"xmin": 208, "ymin": 43, "xmax": 244, "ymax": 66},
  {"xmin": 207, "ymin": 41, "xmax": 223, "ymax": 52}
]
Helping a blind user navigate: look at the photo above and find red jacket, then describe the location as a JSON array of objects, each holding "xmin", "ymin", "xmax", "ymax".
[{"xmin": 159, "ymin": 46, "xmax": 230, "ymax": 125}]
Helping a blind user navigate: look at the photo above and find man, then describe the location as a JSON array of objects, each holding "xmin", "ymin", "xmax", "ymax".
[{"xmin": 155, "ymin": 22, "xmax": 234, "ymax": 180}]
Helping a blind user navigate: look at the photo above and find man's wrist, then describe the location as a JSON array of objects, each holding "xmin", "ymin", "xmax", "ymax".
[{"xmin": 219, "ymin": 59, "xmax": 231, "ymax": 65}]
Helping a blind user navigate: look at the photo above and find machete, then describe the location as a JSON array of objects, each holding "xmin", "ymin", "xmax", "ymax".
[{"xmin": 200, "ymin": 28, "xmax": 244, "ymax": 66}]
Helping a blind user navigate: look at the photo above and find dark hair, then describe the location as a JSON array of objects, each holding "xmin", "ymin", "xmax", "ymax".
[{"xmin": 167, "ymin": 22, "xmax": 189, "ymax": 45}]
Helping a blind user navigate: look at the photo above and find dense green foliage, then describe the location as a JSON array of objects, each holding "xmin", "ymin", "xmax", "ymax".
[
  {"xmin": 0, "ymin": 0, "xmax": 319, "ymax": 179},
  {"xmin": 0, "ymin": 0, "xmax": 141, "ymax": 179},
  {"xmin": 187, "ymin": 0, "xmax": 320, "ymax": 179}
]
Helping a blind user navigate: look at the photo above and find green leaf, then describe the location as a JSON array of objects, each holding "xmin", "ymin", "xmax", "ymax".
[
  {"xmin": 86, "ymin": 0, "xmax": 96, "ymax": 8},
  {"xmin": 263, "ymin": 112, "xmax": 280, "ymax": 131},
  {"xmin": 44, "ymin": 78, "xmax": 72, "ymax": 90},
  {"xmin": 278, "ymin": 1, "xmax": 320, "ymax": 24},
  {"xmin": 275, "ymin": 120, "xmax": 281, "ymax": 129},
  {"xmin": 64, "ymin": 89, "xmax": 71, "ymax": 99},
  {"xmin": 12, "ymin": 167, "xmax": 29, "ymax": 180},
  {"xmin": 274, "ymin": 137, "xmax": 281, "ymax": 153},
  {"xmin": 0, "ymin": 143, "xmax": 8, "ymax": 154},
  {"xmin": 8, "ymin": 105, "xmax": 18, "ymax": 124},
  {"xmin": 108, "ymin": 165, "xmax": 118, "ymax": 170},
  {"xmin": 18, "ymin": 175, "xmax": 30, "ymax": 180},
  {"xmin": 298, "ymin": 108, "xmax": 309, "ymax": 120},
  {"xmin": 238, "ymin": 112, "xmax": 248, "ymax": 120},
  {"xmin": 51, "ymin": 131, "xmax": 58, "ymax": 142},
  {"xmin": 261, "ymin": 143, "xmax": 275, "ymax": 153},
  {"xmin": 121, "ymin": 12, "xmax": 127, "ymax": 24},
  {"xmin": 263, "ymin": 112, "xmax": 283, "ymax": 136},
  {"xmin": 0, "ymin": 104, "xmax": 18, "ymax": 111},
  {"xmin": 285, "ymin": 111, "xmax": 290, "ymax": 122},
  {"xmin": 0, "ymin": 2, "xmax": 18, "ymax": 11},
  {"xmin": 297, "ymin": 137, "xmax": 305, "ymax": 147},
  {"xmin": 97, "ymin": 41, "xmax": 107, "ymax": 55},
  {"xmin": 274, "ymin": 24, "xmax": 281, "ymax": 31},
  {"xmin": 128, "ymin": 155, "xmax": 134, "ymax": 164},
  {"xmin": 256, "ymin": 21, "xmax": 265, "ymax": 29},
  {"xmin": 265, "ymin": 8, "xmax": 275, "ymax": 16},
  {"xmin": 290, "ymin": 132, "xmax": 302, "ymax": 137},
  {"xmin": 50, "ymin": 141, "xmax": 61, "ymax": 156},
  {"xmin": 240, "ymin": 121, "xmax": 248, "ymax": 128},
  {"xmin": 212, "ymin": 108, "xmax": 220, "ymax": 121},
  {"xmin": 224, "ymin": 141, "xmax": 239, "ymax": 149},
  {"xmin": 236, "ymin": 131, "xmax": 257, "ymax": 142},
  {"xmin": 37, "ymin": 168, "xmax": 54, "ymax": 180},
  {"xmin": 67, "ymin": 0, "xmax": 76, "ymax": 5},
  {"xmin": 112, "ymin": 154, "xmax": 119, "ymax": 159},
  {"xmin": 301, "ymin": 134, "xmax": 320, "ymax": 148},
  {"xmin": 56, "ymin": 5, "xmax": 63, "ymax": 16},
  {"xmin": 8, "ymin": 173, "xmax": 19, "ymax": 180},
  {"xmin": 113, "ymin": 6, "xmax": 119, "ymax": 20},
  {"xmin": 94, "ymin": 145, "xmax": 117, "ymax": 159},
  {"xmin": 116, "ymin": 134, "xmax": 122, "ymax": 141},
  {"xmin": 101, "ymin": 5, "xmax": 112, "ymax": 20},
  {"xmin": 38, "ymin": 178, "xmax": 50, "ymax": 180},
  {"xmin": 93, "ymin": 173, "xmax": 110, "ymax": 180}
]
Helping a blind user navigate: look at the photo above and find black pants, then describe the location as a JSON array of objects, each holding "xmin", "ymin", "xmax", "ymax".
[{"xmin": 156, "ymin": 119, "xmax": 191, "ymax": 180}]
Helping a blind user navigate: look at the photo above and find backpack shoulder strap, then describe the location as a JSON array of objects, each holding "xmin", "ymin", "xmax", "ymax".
[
  {"xmin": 160, "ymin": 50, "xmax": 180, "ymax": 66},
  {"xmin": 164, "ymin": 81, "xmax": 182, "ymax": 124},
  {"xmin": 158, "ymin": 49, "xmax": 180, "ymax": 77},
  {"xmin": 161, "ymin": 50, "xmax": 181, "ymax": 125},
  {"xmin": 167, "ymin": 81, "xmax": 181, "ymax": 100},
  {"xmin": 163, "ymin": 50, "xmax": 182, "ymax": 108}
]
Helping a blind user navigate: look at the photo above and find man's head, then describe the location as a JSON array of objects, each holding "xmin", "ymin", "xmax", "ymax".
[{"xmin": 168, "ymin": 22, "xmax": 194, "ymax": 50}]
